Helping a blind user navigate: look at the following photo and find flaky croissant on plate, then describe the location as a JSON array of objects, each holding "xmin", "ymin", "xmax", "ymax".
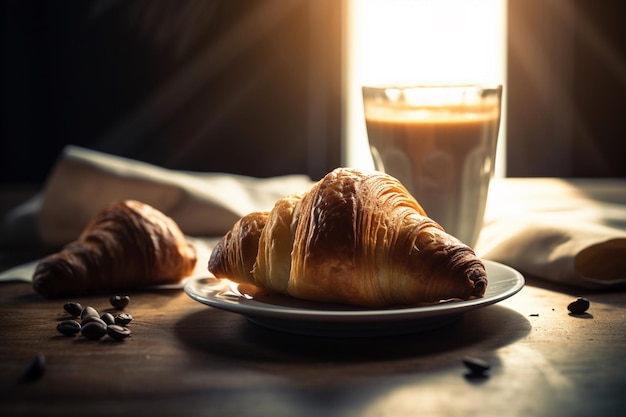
[
  {"xmin": 33, "ymin": 200, "xmax": 197, "ymax": 298},
  {"xmin": 209, "ymin": 168, "xmax": 487, "ymax": 308}
]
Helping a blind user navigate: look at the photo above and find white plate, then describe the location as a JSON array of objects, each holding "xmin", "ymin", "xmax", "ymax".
[{"xmin": 184, "ymin": 260, "xmax": 524, "ymax": 337}]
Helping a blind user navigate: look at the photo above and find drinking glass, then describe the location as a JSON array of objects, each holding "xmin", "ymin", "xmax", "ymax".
[{"xmin": 362, "ymin": 84, "xmax": 502, "ymax": 247}]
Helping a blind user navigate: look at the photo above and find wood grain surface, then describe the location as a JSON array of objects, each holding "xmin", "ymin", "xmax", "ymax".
[{"xmin": 0, "ymin": 277, "xmax": 624, "ymax": 417}]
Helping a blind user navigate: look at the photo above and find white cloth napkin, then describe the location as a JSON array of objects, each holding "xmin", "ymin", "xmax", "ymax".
[
  {"xmin": 475, "ymin": 178, "xmax": 626, "ymax": 290},
  {"xmin": 36, "ymin": 145, "xmax": 314, "ymax": 248}
]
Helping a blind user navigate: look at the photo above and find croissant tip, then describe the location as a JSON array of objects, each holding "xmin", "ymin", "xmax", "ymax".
[
  {"xmin": 468, "ymin": 266, "xmax": 488, "ymax": 298},
  {"xmin": 208, "ymin": 236, "xmax": 226, "ymax": 275},
  {"xmin": 472, "ymin": 281, "xmax": 487, "ymax": 298}
]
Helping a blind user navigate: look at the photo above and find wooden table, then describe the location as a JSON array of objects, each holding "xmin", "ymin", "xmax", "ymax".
[
  {"xmin": 0, "ymin": 276, "xmax": 624, "ymax": 417},
  {"xmin": 1, "ymin": 177, "xmax": 625, "ymax": 416}
]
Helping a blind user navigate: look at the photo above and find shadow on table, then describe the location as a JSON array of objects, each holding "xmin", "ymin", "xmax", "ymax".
[
  {"xmin": 523, "ymin": 273, "xmax": 626, "ymax": 293},
  {"xmin": 174, "ymin": 303, "xmax": 531, "ymax": 373}
]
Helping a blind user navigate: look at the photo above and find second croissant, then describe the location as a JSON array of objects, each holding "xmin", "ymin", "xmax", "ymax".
[{"xmin": 209, "ymin": 168, "xmax": 487, "ymax": 307}]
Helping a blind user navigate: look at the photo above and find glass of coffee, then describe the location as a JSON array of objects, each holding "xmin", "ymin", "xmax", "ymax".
[{"xmin": 362, "ymin": 84, "xmax": 502, "ymax": 247}]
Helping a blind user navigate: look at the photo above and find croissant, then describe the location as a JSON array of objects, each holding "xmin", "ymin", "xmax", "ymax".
[
  {"xmin": 33, "ymin": 200, "xmax": 197, "ymax": 298},
  {"xmin": 209, "ymin": 168, "xmax": 487, "ymax": 307}
]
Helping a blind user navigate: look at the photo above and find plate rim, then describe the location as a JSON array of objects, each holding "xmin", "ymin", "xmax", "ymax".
[{"xmin": 184, "ymin": 260, "xmax": 525, "ymax": 323}]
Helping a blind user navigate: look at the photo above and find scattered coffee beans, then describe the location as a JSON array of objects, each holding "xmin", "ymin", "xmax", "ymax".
[
  {"xmin": 57, "ymin": 297, "xmax": 136, "ymax": 342},
  {"xmin": 106, "ymin": 325, "xmax": 132, "ymax": 340},
  {"xmin": 110, "ymin": 295, "xmax": 130, "ymax": 310},
  {"xmin": 63, "ymin": 302, "xmax": 83, "ymax": 317},
  {"xmin": 567, "ymin": 297, "xmax": 590, "ymax": 314},
  {"xmin": 57, "ymin": 320, "xmax": 81, "ymax": 336}
]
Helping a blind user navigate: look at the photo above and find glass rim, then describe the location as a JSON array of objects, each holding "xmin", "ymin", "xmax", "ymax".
[{"xmin": 362, "ymin": 84, "xmax": 502, "ymax": 91}]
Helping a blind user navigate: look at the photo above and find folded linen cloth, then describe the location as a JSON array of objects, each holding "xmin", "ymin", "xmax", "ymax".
[
  {"xmin": 35, "ymin": 145, "xmax": 314, "ymax": 248},
  {"xmin": 475, "ymin": 178, "xmax": 626, "ymax": 290}
]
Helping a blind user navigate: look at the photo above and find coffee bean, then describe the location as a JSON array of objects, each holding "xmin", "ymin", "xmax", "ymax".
[
  {"xmin": 57, "ymin": 320, "xmax": 81, "ymax": 336},
  {"xmin": 80, "ymin": 306, "xmax": 99, "ymax": 321},
  {"xmin": 568, "ymin": 297, "xmax": 590, "ymax": 314},
  {"xmin": 80, "ymin": 321, "xmax": 107, "ymax": 340},
  {"xmin": 110, "ymin": 295, "xmax": 130, "ymax": 310},
  {"xmin": 63, "ymin": 302, "xmax": 83, "ymax": 317},
  {"xmin": 114, "ymin": 313, "xmax": 133, "ymax": 326},
  {"xmin": 100, "ymin": 312, "xmax": 116, "ymax": 325},
  {"xmin": 462, "ymin": 356, "xmax": 491, "ymax": 375},
  {"xmin": 20, "ymin": 353, "xmax": 45, "ymax": 382},
  {"xmin": 106, "ymin": 324, "xmax": 132, "ymax": 340}
]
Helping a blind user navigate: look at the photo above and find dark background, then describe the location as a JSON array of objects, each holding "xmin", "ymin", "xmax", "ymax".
[
  {"xmin": 1, "ymin": 0, "xmax": 624, "ymax": 187},
  {"xmin": 1, "ymin": 0, "xmax": 343, "ymax": 184},
  {"xmin": 507, "ymin": 0, "xmax": 625, "ymax": 177}
]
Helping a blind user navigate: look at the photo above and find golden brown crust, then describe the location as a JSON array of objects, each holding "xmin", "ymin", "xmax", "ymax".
[
  {"xmin": 32, "ymin": 200, "xmax": 197, "ymax": 298},
  {"xmin": 252, "ymin": 194, "xmax": 302, "ymax": 293},
  {"xmin": 208, "ymin": 168, "xmax": 487, "ymax": 307},
  {"xmin": 208, "ymin": 211, "xmax": 269, "ymax": 285}
]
